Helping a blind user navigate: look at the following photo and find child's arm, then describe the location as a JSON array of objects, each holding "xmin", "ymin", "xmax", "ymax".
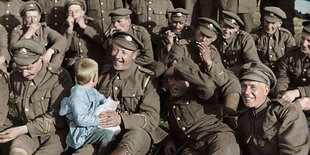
[{"xmin": 71, "ymin": 98, "xmax": 99, "ymax": 127}]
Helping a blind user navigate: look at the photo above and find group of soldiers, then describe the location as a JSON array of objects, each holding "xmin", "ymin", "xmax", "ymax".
[{"xmin": 0, "ymin": 0, "xmax": 309, "ymax": 155}]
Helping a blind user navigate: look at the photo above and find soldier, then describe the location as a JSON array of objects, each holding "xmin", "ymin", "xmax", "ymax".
[
  {"xmin": 0, "ymin": 0, "xmax": 24, "ymax": 35},
  {"xmin": 85, "ymin": 0, "xmax": 123, "ymax": 34},
  {"xmin": 237, "ymin": 62, "xmax": 310, "ymax": 155},
  {"xmin": 260, "ymin": 0, "xmax": 295, "ymax": 35},
  {"xmin": 275, "ymin": 21, "xmax": 310, "ymax": 103},
  {"xmin": 60, "ymin": 0, "xmax": 105, "ymax": 78},
  {"xmin": 166, "ymin": 17, "xmax": 241, "ymax": 128},
  {"xmin": 217, "ymin": 0, "xmax": 256, "ymax": 32},
  {"xmin": 251, "ymin": 7, "xmax": 296, "ymax": 74},
  {"xmin": 0, "ymin": 24, "xmax": 10, "ymax": 131},
  {"xmin": 163, "ymin": 57, "xmax": 240, "ymax": 155},
  {"xmin": 129, "ymin": 0, "xmax": 174, "ymax": 50},
  {"xmin": 95, "ymin": 31, "xmax": 167, "ymax": 155},
  {"xmin": 157, "ymin": 8, "xmax": 194, "ymax": 62},
  {"xmin": 214, "ymin": 11, "xmax": 260, "ymax": 76},
  {"xmin": 36, "ymin": 0, "xmax": 68, "ymax": 33},
  {"xmin": 171, "ymin": 0, "xmax": 196, "ymax": 25},
  {"xmin": 191, "ymin": 0, "xmax": 217, "ymax": 27},
  {"xmin": 10, "ymin": 1, "xmax": 67, "ymax": 67},
  {"xmin": 0, "ymin": 39, "xmax": 73, "ymax": 155}
]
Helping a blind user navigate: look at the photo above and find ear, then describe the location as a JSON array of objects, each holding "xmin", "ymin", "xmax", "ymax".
[
  {"xmin": 264, "ymin": 84, "xmax": 270, "ymax": 95},
  {"xmin": 279, "ymin": 21, "xmax": 283, "ymax": 27},
  {"xmin": 81, "ymin": 10, "xmax": 85, "ymax": 16},
  {"xmin": 211, "ymin": 35, "xmax": 217, "ymax": 42},
  {"xmin": 132, "ymin": 51, "xmax": 138, "ymax": 60}
]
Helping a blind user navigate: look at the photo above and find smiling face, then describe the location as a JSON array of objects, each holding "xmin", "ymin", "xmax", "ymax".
[
  {"xmin": 263, "ymin": 19, "xmax": 282, "ymax": 35},
  {"xmin": 171, "ymin": 20, "xmax": 186, "ymax": 33},
  {"xmin": 220, "ymin": 20, "xmax": 239, "ymax": 39},
  {"xmin": 300, "ymin": 31, "xmax": 310, "ymax": 54},
  {"xmin": 111, "ymin": 42, "xmax": 137, "ymax": 71},
  {"xmin": 241, "ymin": 80, "xmax": 269, "ymax": 109},
  {"xmin": 17, "ymin": 58, "xmax": 42, "ymax": 80}
]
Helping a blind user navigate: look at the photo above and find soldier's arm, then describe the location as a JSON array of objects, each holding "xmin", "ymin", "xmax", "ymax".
[
  {"xmin": 120, "ymin": 75, "xmax": 160, "ymax": 132},
  {"xmin": 82, "ymin": 19, "xmax": 105, "ymax": 49},
  {"xmin": 242, "ymin": 33, "xmax": 261, "ymax": 63},
  {"xmin": 60, "ymin": 23, "xmax": 73, "ymax": 52},
  {"xmin": 26, "ymin": 69, "xmax": 73, "ymax": 138},
  {"xmin": 284, "ymin": 32, "xmax": 296, "ymax": 50},
  {"xmin": 134, "ymin": 28, "xmax": 154, "ymax": 66},
  {"xmin": 9, "ymin": 26, "xmax": 23, "ymax": 47},
  {"xmin": 0, "ymin": 25, "xmax": 10, "ymax": 65},
  {"xmin": 277, "ymin": 102, "xmax": 310, "ymax": 154},
  {"xmin": 275, "ymin": 54, "xmax": 290, "ymax": 94},
  {"xmin": 46, "ymin": 27, "xmax": 68, "ymax": 64}
]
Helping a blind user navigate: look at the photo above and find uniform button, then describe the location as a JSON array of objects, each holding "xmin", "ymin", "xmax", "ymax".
[
  {"xmin": 223, "ymin": 42, "xmax": 227, "ymax": 45},
  {"xmin": 187, "ymin": 135, "xmax": 191, "ymax": 138},
  {"xmin": 148, "ymin": 25, "xmax": 151, "ymax": 28},
  {"xmin": 41, "ymin": 97, "xmax": 44, "ymax": 100},
  {"xmin": 25, "ymin": 108, "xmax": 29, "ymax": 112},
  {"xmin": 198, "ymin": 63, "xmax": 201, "ymax": 66},
  {"xmin": 159, "ymin": 11, "xmax": 163, "ymax": 14},
  {"xmin": 54, "ymin": 7, "xmax": 57, "ymax": 10},
  {"xmin": 6, "ymin": 10, "xmax": 9, "ymax": 14},
  {"xmin": 233, "ymin": 52, "xmax": 235, "ymax": 55},
  {"xmin": 281, "ymin": 47, "xmax": 284, "ymax": 50},
  {"xmin": 54, "ymin": 23, "xmax": 58, "ymax": 26},
  {"xmin": 176, "ymin": 117, "xmax": 180, "ymax": 121},
  {"xmin": 77, "ymin": 34, "xmax": 80, "ymax": 37},
  {"xmin": 101, "ymin": 10, "xmax": 104, "ymax": 13},
  {"xmin": 80, "ymin": 55, "xmax": 84, "ymax": 58},
  {"xmin": 102, "ymin": 18, "xmax": 105, "ymax": 21},
  {"xmin": 30, "ymin": 82, "xmax": 34, "ymax": 86},
  {"xmin": 149, "ymin": 1, "xmax": 152, "ymax": 3},
  {"xmin": 186, "ymin": 102, "xmax": 189, "ymax": 105},
  {"xmin": 54, "ymin": 14, "xmax": 57, "ymax": 17},
  {"xmin": 173, "ymin": 106, "xmax": 176, "ymax": 109},
  {"xmin": 181, "ymin": 127, "xmax": 186, "ymax": 131},
  {"xmin": 5, "ymin": 17, "xmax": 8, "ymax": 21},
  {"xmin": 28, "ymin": 120, "xmax": 31, "ymax": 122},
  {"xmin": 271, "ymin": 65, "xmax": 275, "ymax": 68},
  {"xmin": 116, "ymin": 76, "xmax": 120, "ymax": 80},
  {"xmin": 48, "ymin": 66, "xmax": 52, "ymax": 70},
  {"xmin": 148, "ymin": 8, "xmax": 151, "ymax": 11},
  {"xmin": 269, "ymin": 46, "xmax": 272, "ymax": 49},
  {"xmin": 304, "ymin": 69, "xmax": 307, "ymax": 72},
  {"xmin": 138, "ymin": 66, "xmax": 141, "ymax": 69},
  {"xmin": 306, "ymin": 59, "xmax": 309, "ymax": 62},
  {"xmin": 223, "ymin": 51, "xmax": 225, "ymax": 54},
  {"xmin": 115, "ymin": 87, "xmax": 118, "ymax": 91},
  {"xmin": 223, "ymin": 60, "xmax": 227, "ymax": 63},
  {"xmin": 7, "ymin": 4, "xmax": 10, "ymax": 7},
  {"xmin": 269, "ymin": 55, "xmax": 273, "ymax": 58},
  {"xmin": 78, "ymin": 42, "xmax": 82, "ymax": 46},
  {"xmin": 5, "ymin": 25, "xmax": 9, "ymax": 28},
  {"xmin": 27, "ymin": 95, "xmax": 30, "ymax": 98},
  {"xmin": 132, "ymin": 94, "xmax": 135, "ymax": 97},
  {"xmin": 80, "ymin": 50, "xmax": 83, "ymax": 53},
  {"xmin": 101, "ymin": 2, "xmax": 104, "ymax": 5},
  {"xmin": 260, "ymin": 143, "xmax": 264, "ymax": 148},
  {"xmin": 227, "ymin": 66, "xmax": 230, "ymax": 69},
  {"xmin": 148, "ymin": 17, "xmax": 151, "ymax": 20},
  {"xmin": 303, "ymin": 78, "xmax": 306, "ymax": 82}
]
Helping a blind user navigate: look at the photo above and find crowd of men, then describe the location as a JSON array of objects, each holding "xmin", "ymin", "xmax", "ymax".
[{"xmin": 0, "ymin": 0, "xmax": 309, "ymax": 154}]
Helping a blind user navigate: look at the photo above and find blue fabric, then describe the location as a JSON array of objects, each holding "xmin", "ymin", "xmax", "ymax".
[{"xmin": 59, "ymin": 84, "xmax": 106, "ymax": 149}]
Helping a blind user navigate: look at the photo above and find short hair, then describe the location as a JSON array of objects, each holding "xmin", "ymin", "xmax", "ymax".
[{"xmin": 75, "ymin": 58, "xmax": 98, "ymax": 85}]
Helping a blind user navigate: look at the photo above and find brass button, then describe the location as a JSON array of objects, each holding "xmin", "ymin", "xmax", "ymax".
[
  {"xmin": 25, "ymin": 108, "xmax": 29, "ymax": 112},
  {"xmin": 48, "ymin": 66, "xmax": 52, "ymax": 70},
  {"xmin": 114, "ymin": 87, "xmax": 118, "ymax": 91},
  {"xmin": 41, "ymin": 97, "xmax": 44, "ymax": 100},
  {"xmin": 5, "ymin": 17, "xmax": 8, "ymax": 21},
  {"xmin": 186, "ymin": 102, "xmax": 189, "ymax": 105},
  {"xmin": 270, "ymin": 55, "xmax": 273, "ymax": 58},
  {"xmin": 303, "ymin": 78, "xmax": 306, "ymax": 82},
  {"xmin": 223, "ymin": 50, "xmax": 225, "ymax": 54},
  {"xmin": 233, "ymin": 52, "xmax": 235, "ymax": 55},
  {"xmin": 54, "ymin": 14, "xmax": 57, "ymax": 17},
  {"xmin": 187, "ymin": 135, "xmax": 191, "ymax": 138},
  {"xmin": 176, "ymin": 117, "xmax": 180, "ymax": 121},
  {"xmin": 181, "ymin": 127, "xmax": 186, "ymax": 131},
  {"xmin": 198, "ymin": 63, "xmax": 201, "ymax": 66},
  {"xmin": 5, "ymin": 25, "xmax": 9, "ymax": 28},
  {"xmin": 78, "ymin": 42, "xmax": 82, "ymax": 46},
  {"xmin": 27, "ymin": 95, "xmax": 30, "ymax": 98},
  {"xmin": 54, "ymin": 7, "xmax": 57, "ymax": 10},
  {"xmin": 149, "ymin": 1, "xmax": 152, "ymax": 3},
  {"xmin": 306, "ymin": 59, "xmax": 309, "ymax": 62},
  {"xmin": 101, "ymin": 2, "xmax": 104, "ymax": 5},
  {"xmin": 260, "ymin": 143, "xmax": 264, "ymax": 148},
  {"xmin": 7, "ymin": 4, "xmax": 10, "ymax": 7},
  {"xmin": 148, "ymin": 8, "xmax": 151, "ymax": 11},
  {"xmin": 102, "ymin": 18, "xmax": 105, "ymax": 21},
  {"xmin": 148, "ymin": 17, "xmax": 151, "ymax": 20},
  {"xmin": 132, "ymin": 94, "xmax": 135, "ymax": 97},
  {"xmin": 304, "ymin": 69, "xmax": 307, "ymax": 72},
  {"xmin": 116, "ymin": 76, "xmax": 120, "ymax": 80},
  {"xmin": 148, "ymin": 25, "xmax": 151, "ymax": 28},
  {"xmin": 80, "ymin": 50, "xmax": 83, "ymax": 53},
  {"xmin": 6, "ymin": 10, "xmax": 9, "ymax": 14},
  {"xmin": 54, "ymin": 23, "xmax": 58, "ymax": 26},
  {"xmin": 173, "ymin": 106, "xmax": 176, "ymax": 109},
  {"xmin": 223, "ymin": 42, "xmax": 227, "ymax": 45},
  {"xmin": 30, "ymin": 82, "xmax": 34, "ymax": 86},
  {"xmin": 101, "ymin": 10, "xmax": 104, "ymax": 13},
  {"xmin": 269, "ymin": 46, "xmax": 272, "ymax": 49},
  {"xmin": 223, "ymin": 60, "xmax": 227, "ymax": 63}
]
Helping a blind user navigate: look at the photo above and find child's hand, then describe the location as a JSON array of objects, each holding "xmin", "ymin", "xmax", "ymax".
[{"xmin": 99, "ymin": 110, "xmax": 121, "ymax": 128}]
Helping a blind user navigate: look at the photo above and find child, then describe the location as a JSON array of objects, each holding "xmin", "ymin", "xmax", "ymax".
[{"xmin": 60, "ymin": 58, "xmax": 114, "ymax": 154}]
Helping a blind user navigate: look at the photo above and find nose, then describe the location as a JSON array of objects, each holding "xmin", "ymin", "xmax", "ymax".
[
  {"xmin": 242, "ymin": 86, "xmax": 251, "ymax": 95},
  {"xmin": 114, "ymin": 21, "xmax": 120, "ymax": 28},
  {"xmin": 22, "ymin": 70, "xmax": 29, "ymax": 78}
]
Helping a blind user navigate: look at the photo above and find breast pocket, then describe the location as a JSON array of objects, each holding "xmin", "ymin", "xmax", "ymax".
[
  {"xmin": 262, "ymin": 124, "xmax": 279, "ymax": 152},
  {"xmin": 30, "ymin": 90, "xmax": 51, "ymax": 115},
  {"xmin": 121, "ymin": 89, "xmax": 144, "ymax": 112},
  {"xmin": 273, "ymin": 45, "xmax": 286, "ymax": 60},
  {"xmin": 176, "ymin": 103, "xmax": 196, "ymax": 127},
  {"xmin": 133, "ymin": 9, "xmax": 145, "ymax": 23},
  {"xmin": 152, "ymin": 8, "xmax": 167, "ymax": 25},
  {"xmin": 225, "ymin": 50, "xmax": 241, "ymax": 65}
]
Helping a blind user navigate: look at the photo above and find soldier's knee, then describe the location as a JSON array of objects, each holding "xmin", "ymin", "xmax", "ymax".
[{"xmin": 10, "ymin": 147, "xmax": 28, "ymax": 155}]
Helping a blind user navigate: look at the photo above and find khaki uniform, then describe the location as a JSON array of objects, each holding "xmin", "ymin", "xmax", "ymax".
[
  {"xmin": 214, "ymin": 30, "xmax": 261, "ymax": 76},
  {"xmin": 165, "ymin": 58, "xmax": 239, "ymax": 154},
  {"xmin": 10, "ymin": 22, "xmax": 67, "ymax": 66},
  {"xmin": 36, "ymin": 0, "xmax": 69, "ymax": 33},
  {"xmin": 129, "ymin": 0, "xmax": 174, "ymax": 45},
  {"xmin": 191, "ymin": 0, "xmax": 217, "ymax": 27},
  {"xmin": 217, "ymin": 0, "xmax": 256, "ymax": 32},
  {"xmin": 251, "ymin": 27, "xmax": 296, "ymax": 73},
  {"xmin": 96, "ymin": 63, "xmax": 167, "ymax": 155},
  {"xmin": 9, "ymin": 62, "xmax": 73, "ymax": 155},
  {"xmin": 0, "ymin": 0, "xmax": 24, "ymax": 35},
  {"xmin": 275, "ymin": 47, "xmax": 310, "ymax": 96},
  {"xmin": 156, "ymin": 25, "xmax": 194, "ymax": 62},
  {"xmin": 238, "ymin": 98, "xmax": 310, "ymax": 155},
  {"xmin": 61, "ymin": 16, "xmax": 105, "ymax": 77},
  {"xmin": 86, "ymin": 0, "xmax": 123, "ymax": 33},
  {"xmin": 171, "ymin": 0, "xmax": 196, "ymax": 25},
  {"xmin": 260, "ymin": 0, "xmax": 295, "ymax": 35},
  {"xmin": 0, "ymin": 24, "xmax": 10, "ymax": 131}
]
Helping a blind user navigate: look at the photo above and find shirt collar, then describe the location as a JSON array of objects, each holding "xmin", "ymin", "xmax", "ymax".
[
  {"xmin": 252, "ymin": 97, "xmax": 270, "ymax": 118},
  {"xmin": 115, "ymin": 62, "xmax": 138, "ymax": 81}
]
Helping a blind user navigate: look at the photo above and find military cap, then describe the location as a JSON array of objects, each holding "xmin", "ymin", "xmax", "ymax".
[
  {"xmin": 65, "ymin": 0, "xmax": 87, "ymax": 12},
  {"xmin": 198, "ymin": 17, "xmax": 222, "ymax": 37},
  {"xmin": 264, "ymin": 7, "xmax": 287, "ymax": 23},
  {"xmin": 109, "ymin": 8, "xmax": 132, "ymax": 22},
  {"xmin": 112, "ymin": 31, "xmax": 143, "ymax": 51},
  {"xmin": 302, "ymin": 20, "xmax": 310, "ymax": 34},
  {"xmin": 11, "ymin": 39, "xmax": 46, "ymax": 66},
  {"xmin": 222, "ymin": 11, "xmax": 244, "ymax": 28},
  {"xmin": 19, "ymin": 1, "xmax": 42, "ymax": 16},
  {"xmin": 169, "ymin": 8, "xmax": 189, "ymax": 22},
  {"xmin": 240, "ymin": 62, "xmax": 276, "ymax": 89}
]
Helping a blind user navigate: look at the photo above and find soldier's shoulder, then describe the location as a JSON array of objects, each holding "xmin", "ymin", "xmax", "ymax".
[
  {"xmin": 278, "ymin": 27, "xmax": 292, "ymax": 35},
  {"xmin": 269, "ymin": 98, "xmax": 293, "ymax": 109},
  {"xmin": 137, "ymin": 65, "xmax": 155, "ymax": 76},
  {"xmin": 286, "ymin": 45, "xmax": 300, "ymax": 53},
  {"xmin": 209, "ymin": 44, "xmax": 217, "ymax": 51},
  {"xmin": 132, "ymin": 24, "xmax": 148, "ymax": 33},
  {"xmin": 13, "ymin": 25, "xmax": 23, "ymax": 31},
  {"xmin": 176, "ymin": 38, "xmax": 191, "ymax": 45},
  {"xmin": 237, "ymin": 30, "xmax": 251, "ymax": 37},
  {"xmin": 47, "ymin": 64, "xmax": 68, "ymax": 76},
  {"xmin": 99, "ymin": 64, "xmax": 113, "ymax": 75}
]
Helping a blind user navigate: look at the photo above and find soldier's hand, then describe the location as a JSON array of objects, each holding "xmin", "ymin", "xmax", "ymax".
[
  {"xmin": 99, "ymin": 110, "xmax": 121, "ymax": 128},
  {"xmin": 0, "ymin": 56, "xmax": 5, "ymax": 66},
  {"xmin": 280, "ymin": 89, "xmax": 300, "ymax": 102},
  {"xmin": 296, "ymin": 97, "xmax": 310, "ymax": 111},
  {"xmin": 165, "ymin": 30, "xmax": 174, "ymax": 44},
  {"xmin": 0, "ymin": 125, "xmax": 28, "ymax": 143},
  {"xmin": 197, "ymin": 42, "xmax": 212, "ymax": 66},
  {"xmin": 42, "ymin": 49, "xmax": 55, "ymax": 63},
  {"xmin": 76, "ymin": 17, "xmax": 87, "ymax": 29},
  {"xmin": 67, "ymin": 16, "xmax": 75, "ymax": 33},
  {"xmin": 164, "ymin": 137, "xmax": 177, "ymax": 155},
  {"xmin": 23, "ymin": 23, "xmax": 41, "ymax": 39}
]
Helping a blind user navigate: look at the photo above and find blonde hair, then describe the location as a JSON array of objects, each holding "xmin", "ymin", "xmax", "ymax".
[{"xmin": 75, "ymin": 58, "xmax": 98, "ymax": 85}]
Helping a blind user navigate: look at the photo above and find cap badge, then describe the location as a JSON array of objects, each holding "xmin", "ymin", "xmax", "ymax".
[
  {"xmin": 176, "ymin": 13, "xmax": 182, "ymax": 16},
  {"xmin": 29, "ymin": 4, "xmax": 34, "ymax": 7},
  {"xmin": 270, "ymin": 13, "xmax": 274, "ymax": 17},
  {"xmin": 207, "ymin": 23, "xmax": 214, "ymax": 29},
  {"xmin": 125, "ymin": 36, "xmax": 132, "ymax": 42},
  {"xmin": 20, "ymin": 48, "xmax": 27, "ymax": 55}
]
